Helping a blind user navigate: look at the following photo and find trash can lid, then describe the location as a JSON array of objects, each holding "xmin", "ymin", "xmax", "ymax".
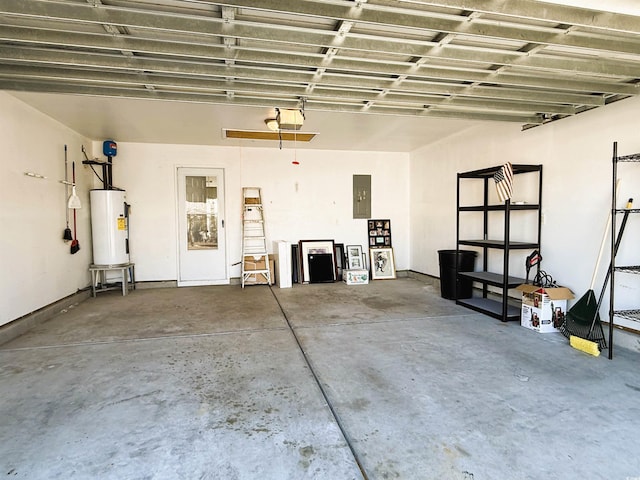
[{"xmin": 438, "ymin": 249, "xmax": 477, "ymax": 255}]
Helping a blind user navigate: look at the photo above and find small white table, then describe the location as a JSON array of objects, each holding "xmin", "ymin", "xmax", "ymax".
[{"xmin": 89, "ymin": 263, "xmax": 136, "ymax": 297}]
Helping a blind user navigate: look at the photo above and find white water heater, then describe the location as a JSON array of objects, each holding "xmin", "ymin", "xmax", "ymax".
[{"xmin": 90, "ymin": 190, "xmax": 129, "ymax": 265}]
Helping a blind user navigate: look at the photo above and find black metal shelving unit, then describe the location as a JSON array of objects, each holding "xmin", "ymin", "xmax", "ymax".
[
  {"xmin": 456, "ymin": 164, "xmax": 543, "ymax": 322},
  {"xmin": 609, "ymin": 142, "xmax": 640, "ymax": 359}
]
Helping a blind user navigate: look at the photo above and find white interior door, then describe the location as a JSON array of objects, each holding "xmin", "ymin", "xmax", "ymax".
[{"xmin": 177, "ymin": 167, "xmax": 227, "ymax": 286}]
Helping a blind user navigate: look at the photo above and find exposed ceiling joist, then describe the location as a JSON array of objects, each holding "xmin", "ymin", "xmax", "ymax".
[
  {"xmin": 2, "ymin": 24, "xmax": 639, "ymax": 80},
  {"xmin": 0, "ymin": 78, "xmax": 545, "ymax": 124},
  {"xmin": 198, "ymin": 0, "xmax": 640, "ymax": 55},
  {"xmin": 386, "ymin": 0, "xmax": 640, "ymax": 35},
  {"xmin": 0, "ymin": 62, "xmax": 606, "ymax": 108},
  {"xmin": 0, "ymin": 0, "xmax": 638, "ymax": 128},
  {"xmin": 0, "ymin": 64, "xmax": 577, "ymax": 114},
  {"xmin": 3, "ymin": 0, "xmax": 640, "ymax": 57},
  {"xmin": 1, "ymin": 44, "xmax": 633, "ymax": 97}
]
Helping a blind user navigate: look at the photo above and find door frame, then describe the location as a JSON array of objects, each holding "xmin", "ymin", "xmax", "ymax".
[{"xmin": 175, "ymin": 166, "xmax": 229, "ymax": 286}]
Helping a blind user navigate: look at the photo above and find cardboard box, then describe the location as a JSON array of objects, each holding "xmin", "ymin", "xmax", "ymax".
[
  {"xmin": 243, "ymin": 257, "xmax": 275, "ymax": 285},
  {"xmin": 516, "ymin": 284, "xmax": 574, "ymax": 333},
  {"xmin": 343, "ymin": 269, "xmax": 369, "ymax": 285}
]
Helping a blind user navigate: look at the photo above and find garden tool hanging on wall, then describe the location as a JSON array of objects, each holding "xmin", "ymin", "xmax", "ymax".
[
  {"xmin": 70, "ymin": 161, "xmax": 81, "ymax": 254},
  {"xmin": 63, "ymin": 145, "xmax": 73, "ymax": 241}
]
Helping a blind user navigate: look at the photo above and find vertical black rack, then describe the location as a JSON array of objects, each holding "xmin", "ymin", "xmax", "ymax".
[
  {"xmin": 608, "ymin": 142, "xmax": 640, "ymax": 359},
  {"xmin": 456, "ymin": 164, "xmax": 543, "ymax": 322}
]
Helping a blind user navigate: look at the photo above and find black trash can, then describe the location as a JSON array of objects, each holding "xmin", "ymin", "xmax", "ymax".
[{"xmin": 438, "ymin": 250, "xmax": 477, "ymax": 300}]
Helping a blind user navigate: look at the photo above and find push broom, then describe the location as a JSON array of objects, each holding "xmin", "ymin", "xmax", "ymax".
[
  {"xmin": 560, "ymin": 180, "xmax": 621, "ymax": 355},
  {"xmin": 585, "ymin": 199, "xmax": 633, "ymax": 326},
  {"xmin": 567, "ymin": 202, "xmax": 629, "ymax": 356}
]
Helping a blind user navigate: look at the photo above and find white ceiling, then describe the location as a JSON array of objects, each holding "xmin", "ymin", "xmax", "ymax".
[
  {"xmin": 4, "ymin": 0, "xmax": 640, "ymax": 152},
  {"xmin": 9, "ymin": 91, "xmax": 483, "ymax": 151}
]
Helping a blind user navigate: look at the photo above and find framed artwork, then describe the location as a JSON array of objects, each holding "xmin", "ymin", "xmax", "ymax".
[
  {"xmin": 346, "ymin": 245, "xmax": 364, "ymax": 270},
  {"xmin": 291, "ymin": 244, "xmax": 300, "ymax": 284},
  {"xmin": 307, "ymin": 253, "xmax": 335, "ymax": 283},
  {"xmin": 370, "ymin": 247, "xmax": 396, "ymax": 280},
  {"xmin": 334, "ymin": 243, "xmax": 345, "ymax": 279},
  {"xmin": 368, "ymin": 219, "xmax": 391, "ymax": 247},
  {"xmin": 299, "ymin": 240, "xmax": 336, "ymax": 283}
]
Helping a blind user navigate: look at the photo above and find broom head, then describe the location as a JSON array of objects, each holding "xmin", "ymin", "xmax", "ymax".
[
  {"xmin": 70, "ymin": 239, "xmax": 80, "ymax": 254},
  {"xmin": 570, "ymin": 335, "xmax": 600, "ymax": 357}
]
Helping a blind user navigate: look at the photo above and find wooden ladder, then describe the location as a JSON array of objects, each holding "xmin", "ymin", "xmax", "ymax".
[{"xmin": 241, "ymin": 187, "xmax": 271, "ymax": 287}]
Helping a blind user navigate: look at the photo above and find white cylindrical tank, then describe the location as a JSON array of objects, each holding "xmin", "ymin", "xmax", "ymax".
[{"xmin": 90, "ymin": 190, "xmax": 129, "ymax": 265}]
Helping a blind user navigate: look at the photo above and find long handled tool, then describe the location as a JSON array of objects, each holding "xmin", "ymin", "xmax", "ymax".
[
  {"xmin": 67, "ymin": 154, "xmax": 82, "ymax": 209},
  {"xmin": 63, "ymin": 145, "xmax": 73, "ymax": 241},
  {"xmin": 560, "ymin": 179, "xmax": 621, "ymax": 352},
  {"xmin": 586, "ymin": 198, "xmax": 634, "ymax": 337},
  {"xmin": 70, "ymin": 161, "xmax": 81, "ymax": 255}
]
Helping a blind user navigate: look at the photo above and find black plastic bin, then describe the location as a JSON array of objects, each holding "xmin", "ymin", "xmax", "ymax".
[{"xmin": 438, "ymin": 250, "xmax": 477, "ymax": 300}]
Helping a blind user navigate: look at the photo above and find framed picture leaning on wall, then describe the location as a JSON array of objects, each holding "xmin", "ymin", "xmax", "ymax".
[
  {"xmin": 299, "ymin": 240, "xmax": 336, "ymax": 283},
  {"xmin": 367, "ymin": 219, "xmax": 391, "ymax": 248},
  {"xmin": 346, "ymin": 245, "xmax": 364, "ymax": 270},
  {"xmin": 370, "ymin": 247, "xmax": 396, "ymax": 280},
  {"xmin": 334, "ymin": 243, "xmax": 345, "ymax": 279}
]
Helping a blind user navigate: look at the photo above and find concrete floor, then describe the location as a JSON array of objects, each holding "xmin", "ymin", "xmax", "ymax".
[{"xmin": 1, "ymin": 278, "xmax": 639, "ymax": 479}]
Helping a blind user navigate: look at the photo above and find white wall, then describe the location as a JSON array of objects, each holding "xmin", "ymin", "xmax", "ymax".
[
  {"xmin": 0, "ymin": 92, "xmax": 94, "ymax": 327},
  {"xmin": 4, "ymin": 85, "xmax": 637, "ymax": 347},
  {"xmin": 410, "ymin": 95, "xmax": 640, "ymax": 337},
  {"xmin": 0, "ymin": 91, "xmax": 408, "ymax": 326},
  {"xmin": 107, "ymin": 142, "xmax": 410, "ymax": 282}
]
